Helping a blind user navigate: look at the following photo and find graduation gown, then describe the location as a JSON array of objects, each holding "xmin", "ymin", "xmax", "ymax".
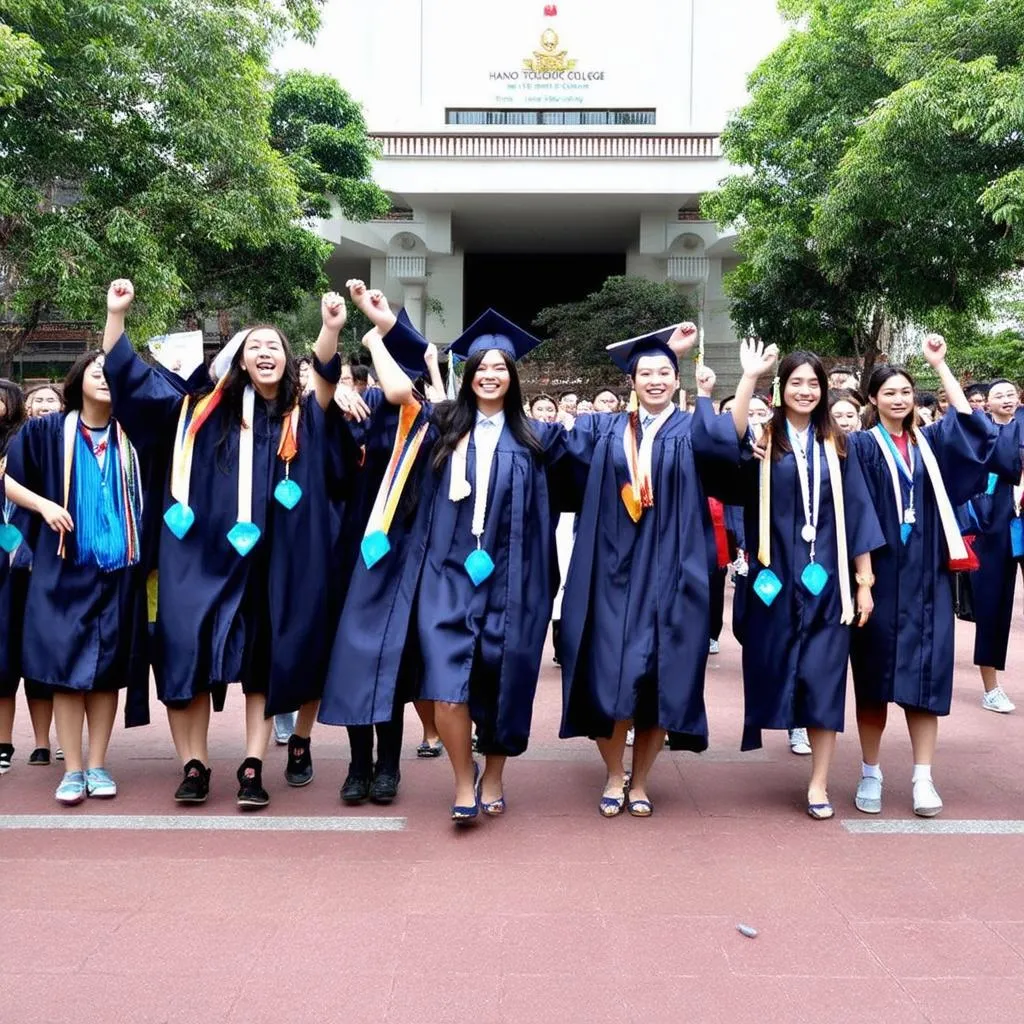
[
  {"xmin": 321, "ymin": 404, "xmax": 564, "ymax": 758},
  {"xmin": 738, "ymin": 433, "xmax": 883, "ymax": 750},
  {"xmin": 965, "ymin": 417, "xmax": 1024, "ymax": 669},
  {"xmin": 4, "ymin": 414, "xmax": 150, "ymax": 726},
  {"xmin": 848, "ymin": 411, "xmax": 997, "ymax": 713},
  {"xmin": 0, "ymin": 476, "xmax": 19, "ymax": 691},
  {"xmin": 104, "ymin": 333, "xmax": 357, "ymax": 715},
  {"xmin": 318, "ymin": 394, "xmax": 434, "ymax": 729},
  {"xmin": 558, "ymin": 401, "xmax": 741, "ymax": 750}
]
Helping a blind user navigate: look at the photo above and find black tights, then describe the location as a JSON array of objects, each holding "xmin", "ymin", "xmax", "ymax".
[{"xmin": 346, "ymin": 700, "xmax": 404, "ymax": 776}]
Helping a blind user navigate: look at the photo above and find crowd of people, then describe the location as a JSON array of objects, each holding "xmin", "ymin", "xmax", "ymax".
[{"xmin": 0, "ymin": 278, "xmax": 1021, "ymax": 825}]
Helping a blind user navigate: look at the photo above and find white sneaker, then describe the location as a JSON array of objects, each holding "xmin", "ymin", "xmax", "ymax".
[
  {"xmin": 913, "ymin": 778, "xmax": 943, "ymax": 817},
  {"xmin": 855, "ymin": 774, "xmax": 882, "ymax": 814},
  {"xmin": 625, "ymin": 727, "xmax": 635, "ymax": 747},
  {"xmin": 709, "ymin": 638, "xmax": 720, "ymax": 655},
  {"xmin": 982, "ymin": 687, "xmax": 1016, "ymax": 714},
  {"xmin": 788, "ymin": 728, "xmax": 812, "ymax": 755}
]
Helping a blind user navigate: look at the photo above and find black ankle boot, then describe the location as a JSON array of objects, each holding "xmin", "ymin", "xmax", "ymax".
[{"xmin": 236, "ymin": 756, "xmax": 269, "ymax": 809}]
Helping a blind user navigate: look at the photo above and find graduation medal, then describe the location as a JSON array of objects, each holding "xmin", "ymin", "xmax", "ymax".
[
  {"xmin": 272, "ymin": 406, "xmax": 302, "ymax": 510},
  {"xmin": 753, "ymin": 568, "xmax": 783, "ymax": 606},
  {"xmin": 0, "ymin": 520, "xmax": 22, "ymax": 553},
  {"xmin": 791, "ymin": 426, "xmax": 829, "ymax": 597},
  {"xmin": 1011, "ymin": 479, "xmax": 1024, "ymax": 558},
  {"xmin": 872, "ymin": 425, "xmax": 915, "ymax": 545},
  {"xmin": 448, "ymin": 421, "xmax": 496, "ymax": 587},
  {"xmin": 361, "ymin": 402, "xmax": 430, "ymax": 569}
]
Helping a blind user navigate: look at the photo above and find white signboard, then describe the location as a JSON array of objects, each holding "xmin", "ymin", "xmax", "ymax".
[{"xmin": 147, "ymin": 330, "xmax": 205, "ymax": 381}]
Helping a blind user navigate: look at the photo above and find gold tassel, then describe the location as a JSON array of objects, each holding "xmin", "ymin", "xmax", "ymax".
[
  {"xmin": 627, "ymin": 390, "xmax": 638, "ymax": 413},
  {"xmin": 771, "ymin": 375, "xmax": 781, "ymax": 408}
]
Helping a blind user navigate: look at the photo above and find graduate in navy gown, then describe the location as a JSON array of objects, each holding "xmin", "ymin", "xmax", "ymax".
[
  {"xmin": 322, "ymin": 304, "xmax": 564, "ymax": 823},
  {"xmin": 728, "ymin": 347, "xmax": 883, "ymax": 820},
  {"xmin": 319, "ymin": 283, "xmax": 443, "ymax": 806},
  {"xmin": 5, "ymin": 352, "xmax": 151, "ymax": 805},
  {"xmin": 963, "ymin": 381, "xmax": 1023, "ymax": 713},
  {"xmin": 557, "ymin": 325, "xmax": 745, "ymax": 818},
  {"xmin": 848, "ymin": 334, "xmax": 998, "ymax": 818},
  {"xmin": 102, "ymin": 279, "xmax": 357, "ymax": 809}
]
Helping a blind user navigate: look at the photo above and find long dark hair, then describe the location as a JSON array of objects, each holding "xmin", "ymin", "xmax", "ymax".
[
  {"xmin": 0, "ymin": 378, "xmax": 25, "ymax": 455},
  {"xmin": 432, "ymin": 349, "xmax": 541, "ymax": 471},
  {"xmin": 863, "ymin": 364, "xmax": 917, "ymax": 434},
  {"xmin": 63, "ymin": 350, "xmax": 105, "ymax": 414},
  {"xmin": 767, "ymin": 350, "xmax": 845, "ymax": 459},
  {"xmin": 211, "ymin": 324, "xmax": 300, "ymax": 462}
]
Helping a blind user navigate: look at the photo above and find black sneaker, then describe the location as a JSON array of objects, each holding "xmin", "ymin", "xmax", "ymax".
[
  {"xmin": 340, "ymin": 767, "xmax": 372, "ymax": 804},
  {"xmin": 28, "ymin": 748, "xmax": 51, "ymax": 766},
  {"xmin": 369, "ymin": 768, "xmax": 400, "ymax": 805},
  {"xmin": 285, "ymin": 734, "xmax": 314, "ymax": 787},
  {"xmin": 174, "ymin": 759, "xmax": 211, "ymax": 804},
  {"xmin": 0, "ymin": 744, "xmax": 13, "ymax": 775},
  {"xmin": 236, "ymin": 757, "xmax": 269, "ymax": 809}
]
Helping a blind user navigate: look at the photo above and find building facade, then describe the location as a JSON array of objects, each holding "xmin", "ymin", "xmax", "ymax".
[{"xmin": 282, "ymin": 0, "xmax": 789, "ymax": 386}]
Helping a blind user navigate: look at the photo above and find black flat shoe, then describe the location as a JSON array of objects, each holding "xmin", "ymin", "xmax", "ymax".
[
  {"xmin": 174, "ymin": 759, "xmax": 211, "ymax": 804},
  {"xmin": 369, "ymin": 769, "xmax": 400, "ymax": 805},
  {"xmin": 236, "ymin": 757, "xmax": 269, "ymax": 809},
  {"xmin": 285, "ymin": 734, "xmax": 314, "ymax": 787},
  {"xmin": 28, "ymin": 747, "xmax": 51, "ymax": 766},
  {"xmin": 340, "ymin": 769, "xmax": 371, "ymax": 804}
]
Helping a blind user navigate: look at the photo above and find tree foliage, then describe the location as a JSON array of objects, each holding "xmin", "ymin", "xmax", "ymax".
[
  {"xmin": 704, "ymin": 0, "xmax": 1024, "ymax": 387},
  {"xmin": 530, "ymin": 275, "xmax": 696, "ymax": 388},
  {"xmin": 0, "ymin": 0, "xmax": 381, "ymax": 372}
]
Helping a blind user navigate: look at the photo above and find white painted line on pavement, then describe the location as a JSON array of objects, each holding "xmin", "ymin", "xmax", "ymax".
[
  {"xmin": 843, "ymin": 819, "xmax": 1024, "ymax": 835},
  {"xmin": 0, "ymin": 814, "xmax": 406, "ymax": 832}
]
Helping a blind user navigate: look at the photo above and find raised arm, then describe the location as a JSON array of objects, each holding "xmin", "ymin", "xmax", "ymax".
[
  {"xmin": 313, "ymin": 291, "xmax": 346, "ymax": 411},
  {"xmin": 730, "ymin": 339, "xmax": 779, "ymax": 439},
  {"xmin": 921, "ymin": 333, "xmax": 970, "ymax": 414},
  {"xmin": 103, "ymin": 279, "xmax": 134, "ymax": 352},
  {"xmin": 423, "ymin": 343, "xmax": 446, "ymax": 402},
  {"xmin": 345, "ymin": 279, "xmax": 415, "ymax": 406}
]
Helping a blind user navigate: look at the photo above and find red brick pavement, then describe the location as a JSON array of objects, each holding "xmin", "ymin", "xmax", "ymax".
[{"xmin": 2, "ymin": 604, "xmax": 1023, "ymax": 1023}]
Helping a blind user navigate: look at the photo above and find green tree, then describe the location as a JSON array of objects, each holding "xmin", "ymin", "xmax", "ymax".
[
  {"xmin": 530, "ymin": 275, "xmax": 696, "ymax": 387},
  {"xmin": 0, "ymin": 0, "xmax": 346, "ymax": 373},
  {"xmin": 704, "ymin": 0, "xmax": 1024, "ymax": 389}
]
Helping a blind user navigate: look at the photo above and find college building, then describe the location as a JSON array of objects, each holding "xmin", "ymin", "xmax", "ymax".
[{"xmin": 287, "ymin": 0, "xmax": 789, "ymax": 388}]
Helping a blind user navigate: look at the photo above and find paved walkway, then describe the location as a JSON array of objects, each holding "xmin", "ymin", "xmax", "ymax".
[{"xmin": 2, "ymin": 605, "xmax": 1023, "ymax": 1023}]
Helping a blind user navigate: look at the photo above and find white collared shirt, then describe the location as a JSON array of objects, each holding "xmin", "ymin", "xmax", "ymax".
[{"xmin": 474, "ymin": 409, "xmax": 505, "ymax": 490}]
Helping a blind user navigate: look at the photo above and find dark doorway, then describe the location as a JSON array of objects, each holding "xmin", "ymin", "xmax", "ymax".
[{"xmin": 463, "ymin": 253, "xmax": 626, "ymax": 335}]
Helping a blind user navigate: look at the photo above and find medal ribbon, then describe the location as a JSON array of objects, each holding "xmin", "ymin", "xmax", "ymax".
[
  {"xmin": 871, "ymin": 425, "xmax": 915, "ymax": 524},
  {"xmin": 619, "ymin": 406, "xmax": 672, "ymax": 522},
  {"xmin": 787, "ymin": 423, "xmax": 821, "ymax": 559}
]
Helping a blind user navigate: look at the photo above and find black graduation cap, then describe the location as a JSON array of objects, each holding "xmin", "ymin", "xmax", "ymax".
[
  {"xmin": 383, "ymin": 308, "xmax": 429, "ymax": 379},
  {"xmin": 605, "ymin": 326, "xmax": 680, "ymax": 375},
  {"xmin": 447, "ymin": 309, "xmax": 543, "ymax": 363}
]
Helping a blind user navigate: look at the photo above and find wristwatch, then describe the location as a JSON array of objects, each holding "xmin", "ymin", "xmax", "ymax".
[{"xmin": 855, "ymin": 573, "xmax": 876, "ymax": 587}]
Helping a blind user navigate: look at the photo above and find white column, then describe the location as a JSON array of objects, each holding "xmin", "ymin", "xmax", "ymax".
[{"xmin": 402, "ymin": 282, "xmax": 426, "ymax": 333}]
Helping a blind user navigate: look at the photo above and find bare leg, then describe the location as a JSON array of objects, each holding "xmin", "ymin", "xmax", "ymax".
[
  {"xmin": 980, "ymin": 666, "xmax": 999, "ymax": 694},
  {"xmin": 53, "ymin": 692, "xmax": 86, "ymax": 773},
  {"xmin": 434, "ymin": 701, "xmax": 475, "ymax": 808},
  {"xmin": 244, "ymin": 693, "xmax": 273, "ymax": 760},
  {"xmin": 168, "ymin": 695, "xmax": 211, "ymax": 765},
  {"xmin": 595, "ymin": 720, "xmax": 629, "ymax": 798},
  {"xmin": 0, "ymin": 696, "xmax": 13, "ymax": 745},
  {"xmin": 856, "ymin": 702, "xmax": 888, "ymax": 764},
  {"xmin": 480, "ymin": 753, "xmax": 507, "ymax": 805},
  {"xmin": 414, "ymin": 699, "xmax": 440, "ymax": 746},
  {"xmin": 807, "ymin": 728, "xmax": 836, "ymax": 805},
  {"xmin": 628, "ymin": 726, "xmax": 667, "ymax": 804},
  {"xmin": 905, "ymin": 709, "xmax": 938, "ymax": 765},
  {"xmin": 294, "ymin": 699, "xmax": 318, "ymax": 739},
  {"xmin": 83, "ymin": 691, "xmax": 119, "ymax": 769},
  {"xmin": 27, "ymin": 698, "xmax": 53, "ymax": 750}
]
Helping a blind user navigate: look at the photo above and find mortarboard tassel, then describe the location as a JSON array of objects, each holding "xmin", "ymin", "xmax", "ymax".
[
  {"xmin": 771, "ymin": 374, "xmax": 781, "ymax": 408},
  {"xmin": 627, "ymin": 390, "xmax": 638, "ymax": 413}
]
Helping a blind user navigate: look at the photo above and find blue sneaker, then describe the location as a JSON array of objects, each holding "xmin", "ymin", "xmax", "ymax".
[
  {"xmin": 85, "ymin": 767, "xmax": 117, "ymax": 798},
  {"xmin": 55, "ymin": 771, "xmax": 87, "ymax": 805},
  {"xmin": 273, "ymin": 712, "xmax": 296, "ymax": 745}
]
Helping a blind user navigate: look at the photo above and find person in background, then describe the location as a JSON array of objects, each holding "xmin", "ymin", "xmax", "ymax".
[
  {"xmin": 917, "ymin": 392, "xmax": 939, "ymax": 425},
  {"xmin": 749, "ymin": 392, "xmax": 772, "ymax": 430},
  {"xmin": 965, "ymin": 383, "xmax": 989, "ymax": 413},
  {"xmin": 829, "ymin": 390, "xmax": 863, "ymax": 434},
  {"xmin": 24, "ymin": 384, "xmax": 64, "ymax": 419},
  {"xmin": 966, "ymin": 379, "xmax": 1022, "ymax": 714},
  {"xmin": 829, "ymin": 367, "xmax": 859, "ymax": 391},
  {"xmin": 352, "ymin": 364, "xmax": 371, "ymax": 396},
  {"xmin": 530, "ymin": 394, "xmax": 559, "ymax": 424},
  {"xmin": 559, "ymin": 392, "xmax": 579, "ymax": 420},
  {"xmin": 593, "ymin": 389, "xmax": 620, "ymax": 414},
  {"xmin": 297, "ymin": 357, "xmax": 314, "ymax": 394},
  {"xmin": 577, "ymin": 400, "xmax": 594, "ymax": 415},
  {"xmin": 936, "ymin": 388, "xmax": 950, "ymax": 417}
]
